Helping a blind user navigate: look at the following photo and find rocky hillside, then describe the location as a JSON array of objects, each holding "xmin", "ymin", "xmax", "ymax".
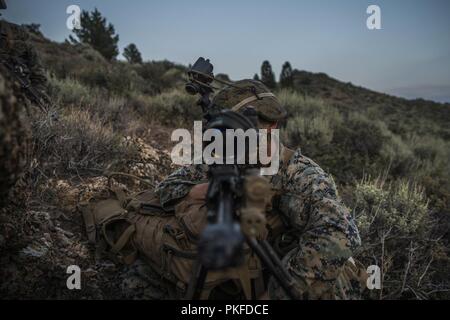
[{"xmin": 0, "ymin": 27, "xmax": 448, "ymax": 299}]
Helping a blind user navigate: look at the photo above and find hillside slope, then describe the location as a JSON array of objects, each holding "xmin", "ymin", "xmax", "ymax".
[
  {"xmin": 291, "ymin": 70, "xmax": 450, "ymax": 139},
  {"xmin": 0, "ymin": 27, "xmax": 448, "ymax": 299}
]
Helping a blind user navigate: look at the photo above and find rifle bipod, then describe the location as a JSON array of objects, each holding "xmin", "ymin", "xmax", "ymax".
[{"xmin": 185, "ymin": 237, "xmax": 301, "ymax": 300}]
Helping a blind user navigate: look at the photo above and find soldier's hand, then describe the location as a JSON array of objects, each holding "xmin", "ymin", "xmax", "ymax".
[{"xmin": 188, "ymin": 183, "xmax": 209, "ymax": 200}]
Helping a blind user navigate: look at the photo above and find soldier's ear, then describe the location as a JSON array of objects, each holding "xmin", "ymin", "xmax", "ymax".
[
  {"xmin": 268, "ymin": 121, "xmax": 278, "ymax": 132},
  {"xmin": 257, "ymin": 117, "xmax": 278, "ymax": 130}
]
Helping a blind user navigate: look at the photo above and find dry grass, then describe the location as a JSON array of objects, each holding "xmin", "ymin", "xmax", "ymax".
[{"xmin": 31, "ymin": 107, "xmax": 138, "ymax": 174}]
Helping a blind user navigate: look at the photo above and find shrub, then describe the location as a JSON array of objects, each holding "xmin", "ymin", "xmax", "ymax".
[
  {"xmin": 406, "ymin": 134, "xmax": 449, "ymax": 176},
  {"xmin": 32, "ymin": 108, "xmax": 138, "ymax": 174},
  {"xmin": 353, "ymin": 177, "xmax": 448, "ymax": 299},
  {"xmin": 134, "ymin": 61, "xmax": 186, "ymax": 93},
  {"xmin": 277, "ymin": 89, "xmax": 332, "ymax": 118},
  {"xmin": 279, "ymin": 89, "xmax": 342, "ymax": 157},
  {"xmin": 133, "ymin": 89, "xmax": 199, "ymax": 127},
  {"xmin": 48, "ymin": 75, "xmax": 98, "ymax": 107},
  {"xmin": 347, "ymin": 114, "xmax": 386, "ymax": 156},
  {"xmin": 284, "ymin": 115, "xmax": 334, "ymax": 154}
]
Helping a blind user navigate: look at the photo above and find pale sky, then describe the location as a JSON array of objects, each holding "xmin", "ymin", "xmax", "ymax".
[{"xmin": 3, "ymin": 0, "xmax": 450, "ymax": 102}]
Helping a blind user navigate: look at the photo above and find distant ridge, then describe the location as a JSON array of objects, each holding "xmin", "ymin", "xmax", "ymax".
[{"xmin": 290, "ymin": 69, "xmax": 450, "ymax": 138}]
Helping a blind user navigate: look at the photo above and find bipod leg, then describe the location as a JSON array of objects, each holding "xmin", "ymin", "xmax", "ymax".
[
  {"xmin": 185, "ymin": 260, "xmax": 208, "ymax": 300},
  {"xmin": 245, "ymin": 236, "xmax": 302, "ymax": 300}
]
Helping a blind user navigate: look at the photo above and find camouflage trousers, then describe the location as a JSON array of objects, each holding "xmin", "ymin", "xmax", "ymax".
[{"xmin": 268, "ymin": 250, "xmax": 367, "ymax": 300}]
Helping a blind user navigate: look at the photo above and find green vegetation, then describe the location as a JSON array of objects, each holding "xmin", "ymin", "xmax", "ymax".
[
  {"xmin": 277, "ymin": 86, "xmax": 449, "ymax": 298},
  {"xmin": 123, "ymin": 43, "xmax": 143, "ymax": 64},
  {"xmin": 279, "ymin": 61, "xmax": 293, "ymax": 88},
  {"xmin": 260, "ymin": 60, "xmax": 277, "ymax": 89},
  {"xmin": 69, "ymin": 8, "xmax": 120, "ymax": 60},
  {"xmin": 21, "ymin": 12, "xmax": 449, "ymax": 299},
  {"xmin": 352, "ymin": 177, "xmax": 447, "ymax": 299}
]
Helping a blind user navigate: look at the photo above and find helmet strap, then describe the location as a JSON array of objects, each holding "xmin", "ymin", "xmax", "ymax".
[{"xmin": 231, "ymin": 93, "xmax": 276, "ymax": 112}]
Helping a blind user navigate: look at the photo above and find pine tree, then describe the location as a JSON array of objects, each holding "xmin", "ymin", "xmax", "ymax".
[
  {"xmin": 260, "ymin": 60, "xmax": 276, "ymax": 89},
  {"xmin": 123, "ymin": 43, "xmax": 143, "ymax": 64},
  {"xmin": 69, "ymin": 8, "xmax": 119, "ymax": 61},
  {"xmin": 253, "ymin": 73, "xmax": 260, "ymax": 81},
  {"xmin": 280, "ymin": 61, "xmax": 293, "ymax": 88}
]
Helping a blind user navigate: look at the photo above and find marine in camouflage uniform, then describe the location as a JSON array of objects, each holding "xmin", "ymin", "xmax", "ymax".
[
  {"xmin": 0, "ymin": 1, "xmax": 48, "ymax": 206},
  {"xmin": 0, "ymin": 65, "xmax": 29, "ymax": 208},
  {"xmin": 0, "ymin": 11, "xmax": 49, "ymax": 100},
  {"xmin": 155, "ymin": 80, "xmax": 366, "ymax": 299}
]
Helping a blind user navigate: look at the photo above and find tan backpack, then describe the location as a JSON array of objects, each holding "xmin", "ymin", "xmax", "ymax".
[
  {"xmin": 79, "ymin": 184, "xmax": 265, "ymax": 299},
  {"xmin": 79, "ymin": 147, "xmax": 297, "ymax": 299}
]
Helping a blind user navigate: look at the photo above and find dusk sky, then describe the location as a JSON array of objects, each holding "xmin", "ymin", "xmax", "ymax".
[{"xmin": 3, "ymin": 0, "xmax": 450, "ymax": 102}]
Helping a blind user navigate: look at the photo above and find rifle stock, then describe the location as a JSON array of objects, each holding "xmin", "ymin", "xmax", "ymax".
[{"xmin": 1, "ymin": 55, "xmax": 51, "ymax": 114}]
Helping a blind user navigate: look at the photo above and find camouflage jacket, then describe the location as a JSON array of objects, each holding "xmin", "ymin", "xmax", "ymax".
[
  {"xmin": 155, "ymin": 146, "xmax": 362, "ymax": 299},
  {"xmin": 0, "ymin": 20, "xmax": 48, "ymax": 95}
]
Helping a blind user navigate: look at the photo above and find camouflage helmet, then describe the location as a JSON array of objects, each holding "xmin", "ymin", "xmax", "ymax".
[{"xmin": 211, "ymin": 79, "xmax": 287, "ymax": 122}]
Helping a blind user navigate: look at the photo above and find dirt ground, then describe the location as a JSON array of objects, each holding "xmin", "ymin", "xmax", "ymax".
[{"xmin": 0, "ymin": 126, "xmax": 177, "ymax": 299}]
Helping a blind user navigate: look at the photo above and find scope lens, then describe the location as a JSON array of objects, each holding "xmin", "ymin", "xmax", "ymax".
[{"xmin": 185, "ymin": 83, "xmax": 198, "ymax": 95}]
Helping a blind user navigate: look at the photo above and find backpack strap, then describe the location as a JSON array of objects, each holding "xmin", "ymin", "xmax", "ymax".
[
  {"xmin": 103, "ymin": 222, "xmax": 137, "ymax": 265},
  {"xmin": 109, "ymin": 224, "xmax": 136, "ymax": 254},
  {"xmin": 79, "ymin": 201, "xmax": 97, "ymax": 244},
  {"xmin": 110, "ymin": 185, "xmax": 129, "ymax": 207}
]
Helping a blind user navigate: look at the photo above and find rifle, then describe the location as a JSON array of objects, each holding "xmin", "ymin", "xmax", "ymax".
[
  {"xmin": 1, "ymin": 55, "xmax": 52, "ymax": 115},
  {"xmin": 184, "ymin": 57, "xmax": 301, "ymax": 300}
]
